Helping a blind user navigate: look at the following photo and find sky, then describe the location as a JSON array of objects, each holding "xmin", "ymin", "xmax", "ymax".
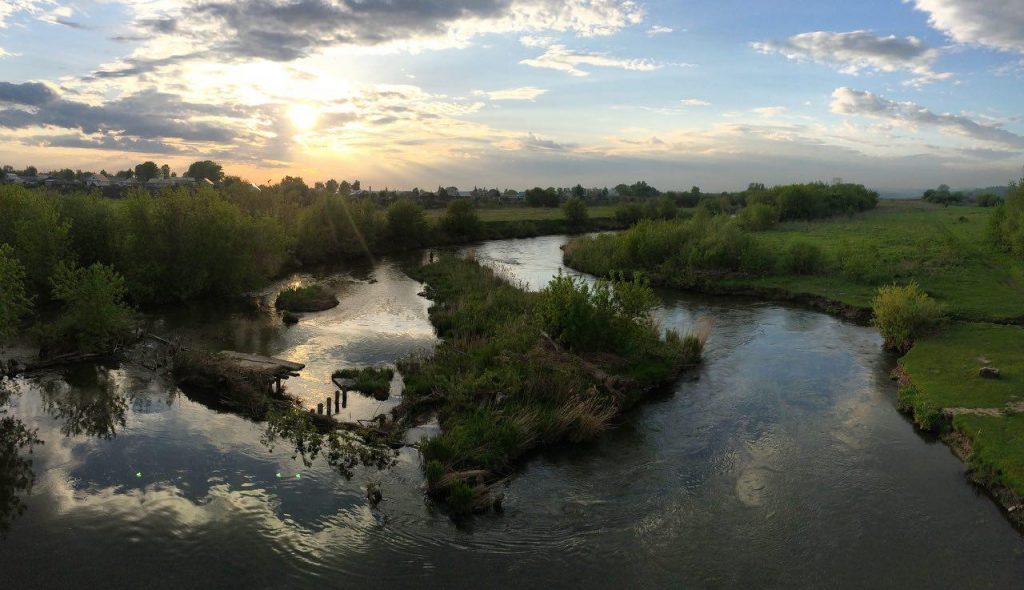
[{"xmin": 0, "ymin": 0, "xmax": 1022, "ymax": 191}]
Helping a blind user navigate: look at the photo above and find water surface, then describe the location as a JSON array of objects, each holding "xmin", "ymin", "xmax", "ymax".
[{"xmin": 2, "ymin": 234, "xmax": 1022, "ymax": 589}]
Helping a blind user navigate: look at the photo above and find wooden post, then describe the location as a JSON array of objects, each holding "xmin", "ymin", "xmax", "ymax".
[
  {"xmin": 334, "ymin": 390, "xmax": 340, "ymax": 413},
  {"xmin": 317, "ymin": 403, "xmax": 324, "ymax": 415},
  {"xmin": 342, "ymin": 388, "xmax": 348, "ymax": 409},
  {"xmin": 326, "ymin": 397, "xmax": 332, "ymax": 416},
  {"xmin": 275, "ymin": 376, "xmax": 282, "ymax": 394}
]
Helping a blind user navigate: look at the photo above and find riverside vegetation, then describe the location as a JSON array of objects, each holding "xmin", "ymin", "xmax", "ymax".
[
  {"xmin": 565, "ymin": 179, "xmax": 1024, "ymax": 525},
  {"xmin": 396, "ymin": 257, "xmax": 706, "ymax": 514}
]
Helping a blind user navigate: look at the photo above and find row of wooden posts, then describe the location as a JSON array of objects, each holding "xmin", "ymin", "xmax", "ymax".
[{"xmin": 315, "ymin": 388, "xmax": 348, "ymax": 416}]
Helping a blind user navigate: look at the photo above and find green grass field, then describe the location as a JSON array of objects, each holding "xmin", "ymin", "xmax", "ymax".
[
  {"xmin": 426, "ymin": 205, "xmax": 617, "ymax": 223},
  {"xmin": 738, "ymin": 200, "xmax": 1024, "ymax": 321}
]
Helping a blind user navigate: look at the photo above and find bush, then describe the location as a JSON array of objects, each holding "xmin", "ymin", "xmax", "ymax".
[
  {"xmin": 872, "ymin": 282, "xmax": 945, "ymax": 352},
  {"xmin": 614, "ymin": 202, "xmax": 644, "ymax": 225},
  {"xmin": 439, "ymin": 199, "xmax": 481, "ymax": 240},
  {"xmin": 738, "ymin": 203, "xmax": 778, "ymax": 231},
  {"xmin": 783, "ymin": 241, "xmax": 824, "ymax": 275},
  {"xmin": 976, "ymin": 193, "xmax": 1003, "ymax": 207},
  {"xmin": 42, "ymin": 262, "xmax": 133, "ymax": 354},
  {"xmin": 562, "ymin": 197, "xmax": 589, "ymax": 227},
  {"xmin": 386, "ymin": 198, "xmax": 430, "ymax": 249}
]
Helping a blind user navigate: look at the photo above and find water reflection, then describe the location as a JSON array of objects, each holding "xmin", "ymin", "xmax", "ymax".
[
  {"xmin": 40, "ymin": 364, "xmax": 131, "ymax": 439},
  {"xmin": 0, "ymin": 379, "xmax": 42, "ymax": 537}
]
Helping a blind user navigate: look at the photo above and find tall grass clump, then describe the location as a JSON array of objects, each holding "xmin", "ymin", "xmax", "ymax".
[{"xmin": 872, "ymin": 282, "xmax": 945, "ymax": 352}]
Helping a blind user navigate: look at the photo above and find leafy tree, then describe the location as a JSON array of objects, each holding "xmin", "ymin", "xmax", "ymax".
[
  {"xmin": 571, "ymin": 184, "xmax": 586, "ymax": 199},
  {"xmin": 134, "ymin": 161, "xmax": 160, "ymax": 182},
  {"xmin": 325, "ymin": 179, "xmax": 339, "ymax": 194},
  {"xmin": 386, "ymin": 198, "xmax": 430, "ymax": 248},
  {"xmin": 21, "ymin": 166, "xmax": 37, "ymax": 177},
  {"xmin": 439, "ymin": 199, "xmax": 481, "ymax": 240},
  {"xmin": 0, "ymin": 186, "xmax": 71, "ymax": 295},
  {"xmin": 562, "ymin": 197, "xmax": 589, "ymax": 227},
  {"xmin": 0, "ymin": 245, "xmax": 32, "ymax": 343},
  {"xmin": 185, "ymin": 160, "xmax": 224, "ymax": 183},
  {"xmin": 42, "ymin": 262, "xmax": 133, "ymax": 354},
  {"xmin": 525, "ymin": 187, "xmax": 559, "ymax": 207},
  {"xmin": 872, "ymin": 282, "xmax": 944, "ymax": 352},
  {"xmin": 160, "ymin": 164, "xmax": 171, "ymax": 179}
]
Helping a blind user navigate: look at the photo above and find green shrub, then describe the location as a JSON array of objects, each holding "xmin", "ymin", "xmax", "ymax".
[
  {"xmin": 439, "ymin": 199, "xmax": 481, "ymax": 240},
  {"xmin": 783, "ymin": 241, "xmax": 824, "ymax": 275},
  {"xmin": 562, "ymin": 197, "xmax": 589, "ymax": 227},
  {"xmin": 614, "ymin": 202, "xmax": 644, "ymax": 225},
  {"xmin": 738, "ymin": 203, "xmax": 779, "ymax": 231},
  {"xmin": 42, "ymin": 262, "xmax": 133, "ymax": 354},
  {"xmin": 332, "ymin": 366, "xmax": 394, "ymax": 395},
  {"xmin": 385, "ymin": 198, "xmax": 430, "ymax": 249},
  {"xmin": 872, "ymin": 282, "xmax": 945, "ymax": 352}
]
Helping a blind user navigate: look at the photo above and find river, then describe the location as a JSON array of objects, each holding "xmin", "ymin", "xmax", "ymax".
[{"xmin": 1, "ymin": 234, "xmax": 1022, "ymax": 589}]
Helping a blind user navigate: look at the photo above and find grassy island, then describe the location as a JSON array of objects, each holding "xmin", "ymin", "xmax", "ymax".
[
  {"xmin": 275, "ymin": 285, "xmax": 340, "ymax": 312},
  {"xmin": 398, "ymin": 257, "xmax": 706, "ymax": 514},
  {"xmin": 564, "ymin": 184, "xmax": 1024, "ymax": 524}
]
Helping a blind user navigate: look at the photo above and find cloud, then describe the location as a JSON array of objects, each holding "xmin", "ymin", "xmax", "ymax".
[
  {"xmin": 912, "ymin": 0, "xmax": 1024, "ymax": 52},
  {"xmin": 681, "ymin": 98, "xmax": 711, "ymax": 106},
  {"xmin": 830, "ymin": 86, "xmax": 1024, "ymax": 148},
  {"xmin": 520, "ymin": 44, "xmax": 659, "ymax": 76},
  {"xmin": 474, "ymin": 86, "xmax": 548, "ymax": 101},
  {"xmin": 753, "ymin": 106, "xmax": 787, "ymax": 117},
  {"xmin": 165, "ymin": 0, "xmax": 646, "ymax": 62},
  {"xmin": 0, "ymin": 81, "xmax": 59, "ymax": 106},
  {"xmin": 0, "ymin": 87, "xmax": 247, "ymax": 143},
  {"xmin": 519, "ymin": 35, "xmax": 555, "ymax": 48},
  {"xmin": 647, "ymin": 25, "xmax": 673, "ymax": 36},
  {"xmin": 35, "ymin": 134, "xmax": 182, "ymax": 154},
  {"xmin": 753, "ymin": 30, "xmax": 951, "ymax": 85}
]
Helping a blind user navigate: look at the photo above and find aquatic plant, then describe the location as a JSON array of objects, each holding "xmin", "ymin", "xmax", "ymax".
[{"xmin": 275, "ymin": 285, "xmax": 339, "ymax": 312}]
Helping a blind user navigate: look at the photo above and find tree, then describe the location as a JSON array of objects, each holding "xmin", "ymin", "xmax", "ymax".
[
  {"xmin": 0, "ymin": 245, "xmax": 32, "ymax": 343},
  {"xmin": 352, "ymin": 180, "xmax": 361, "ymax": 191},
  {"xmin": 160, "ymin": 164, "xmax": 171, "ymax": 179},
  {"xmin": 439, "ymin": 199, "xmax": 481, "ymax": 240},
  {"xmin": 43, "ymin": 262, "xmax": 133, "ymax": 354},
  {"xmin": 525, "ymin": 187, "xmax": 559, "ymax": 207},
  {"xmin": 325, "ymin": 179, "xmax": 339, "ymax": 194},
  {"xmin": 134, "ymin": 161, "xmax": 160, "ymax": 182},
  {"xmin": 386, "ymin": 198, "xmax": 430, "ymax": 248},
  {"xmin": 21, "ymin": 166, "xmax": 37, "ymax": 177},
  {"xmin": 572, "ymin": 184, "xmax": 586, "ymax": 199},
  {"xmin": 185, "ymin": 160, "xmax": 224, "ymax": 183},
  {"xmin": 562, "ymin": 197, "xmax": 589, "ymax": 227}
]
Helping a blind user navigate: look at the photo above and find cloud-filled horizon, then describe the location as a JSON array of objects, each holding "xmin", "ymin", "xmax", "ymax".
[{"xmin": 0, "ymin": 0, "xmax": 1022, "ymax": 191}]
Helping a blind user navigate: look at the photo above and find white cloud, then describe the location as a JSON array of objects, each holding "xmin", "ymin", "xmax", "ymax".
[
  {"xmin": 753, "ymin": 106, "xmax": 787, "ymax": 117},
  {"xmin": 648, "ymin": 25, "xmax": 673, "ymax": 36},
  {"xmin": 519, "ymin": 35, "xmax": 555, "ymax": 48},
  {"xmin": 830, "ymin": 86, "xmax": 1024, "ymax": 148},
  {"xmin": 912, "ymin": 0, "xmax": 1024, "ymax": 52},
  {"xmin": 681, "ymin": 98, "xmax": 711, "ymax": 106},
  {"xmin": 753, "ymin": 30, "xmax": 951, "ymax": 86},
  {"xmin": 520, "ymin": 44, "xmax": 660, "ymax": 76},
  {"xmin": 474, "ymin": 87, "xmax": 548, "ymax": 101}
]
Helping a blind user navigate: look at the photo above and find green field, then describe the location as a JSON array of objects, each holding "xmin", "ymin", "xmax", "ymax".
[
  {"xmin": 736, "ymin": 200, "xmax": 1024, "ymax": 321},
  {"xmin": 426, "ymin": 205, "xmax": 617, "ymax": 223}
]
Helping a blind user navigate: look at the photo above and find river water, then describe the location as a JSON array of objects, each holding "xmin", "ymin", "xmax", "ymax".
[{"xmin": 1, "ymin": 235, "xmax": 1022, "ymax": 589}]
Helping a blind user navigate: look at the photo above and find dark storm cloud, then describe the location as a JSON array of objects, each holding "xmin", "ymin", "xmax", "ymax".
[{"xmin": 0, "ymin": 81, "xmax": 59, "ymax": 106}]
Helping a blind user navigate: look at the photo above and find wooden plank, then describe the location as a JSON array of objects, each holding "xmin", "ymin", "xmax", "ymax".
[
  {"xmin": 332, "ymin": 376, "xmax": 356, "ymax": 390},
  {"xmin": 219, "ymin": 350, "xmax": 305, "ymax": 373}
]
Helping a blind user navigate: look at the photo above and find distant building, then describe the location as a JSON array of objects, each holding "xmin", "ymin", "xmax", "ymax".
[{"xmin": 84, "ymin": 174, "xmax": 112, "ymax": 188}]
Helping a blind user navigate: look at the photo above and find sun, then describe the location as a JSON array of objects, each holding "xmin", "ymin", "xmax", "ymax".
[{"xmin": 288, "ymin": 104, "xmax": 319, "ymax": 131}]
